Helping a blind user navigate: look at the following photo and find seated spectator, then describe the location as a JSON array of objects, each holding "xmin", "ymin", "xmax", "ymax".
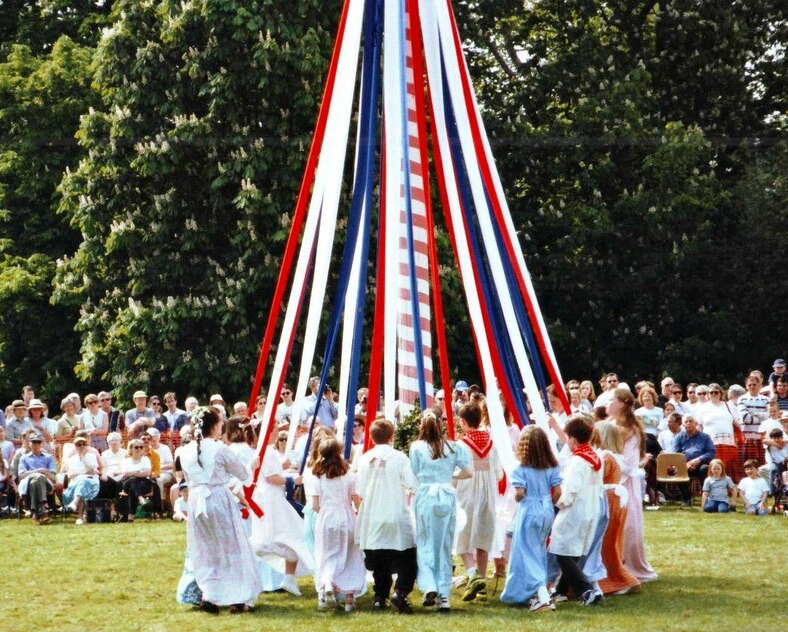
[
  {"xmin": 17, "ymin": 433, "xmax": 56, "ymax": 525},
  {"xmin": 147, "ymin": 428, "xmax": 174, "ymax": 510},
  {"xmin": 738, "ymin": 459, "xmax": 770, "ymax": 515},
  {"xmin": 169, "ymin": 429, "xmax": 193, "ymax": 510},
  {"xmin": 148, "ymin": 396, "xmax": 170, "ymax": 432},
  {"xmin": 233, "ymin": 401, "xmax": 249, "ymax": 417},
  {"xmin": 100, "ymin": 432, "xmax": 127, "ymax": 511},
  {"xmin": 701, "ymin": 458, "xmax": 736, "ymax": 513},
  {"xmin": 774, "ymin": 377, "xmax": 788, "ymax": 412},
  {"xmin": 60, "ymin": 429, "xmax": 102, "ymax": 469},
  {"xmin": 352, "ymin": 415, "xmax": 366, "ymax": 446},
  {"xmin": 759, "ymin": 402, "xmax": 784, "ymax": 449},
  {"xmin": 119, "ymin": 439, "xmax": 153, "ymax": 521},
  {"xmin": 27, "ymin": 399, "xmax": 55, "ymax": 453},
  {"xmin": 57, "ymin": 398, "xmax": 80, "ymax": 437},
  {"xmin": 6, "ymin": 400, "xmax": 33, "ymax": 448},
  {"xmin": 127, "ymin": 416, "xmax": 154, "ymax": 439},
  {"xmin": 672, "ymin": 414, "xmax": 716, "ymax": 506},
  {"xmin": 0, "ymin": 450, "xmax": 16, "ymax": 512},
  {"xmin": 172, "ymin": 481, "xmax": 188, "ymax": 522},
  {"xmin": 163, "ymin": 392, "xmax": 188, "ymax": 431},
  {"xmin": 63, "ymin": 435, "xmax": 100, "ymax": 525},
  {"xmin": 658, "ymin": 413, "xmax": 682, "ymax": 453},
  {"xmin": 79, "ymin": 394, "xmax": 109, "ymax": 451},
  {"xmin": 0, "ymin": 426, "xmax": 15, "ymax": 463},
  {"xmin": 98, "ymin": 391, "xmax": 124, "ymax": 432},
  {"xmin": 184, "ymin": 396, "xmax": 199, "ymax": 414},
  {"xmin": 658, "ymin": 401, "xmax": 676, "ymax": 431}
]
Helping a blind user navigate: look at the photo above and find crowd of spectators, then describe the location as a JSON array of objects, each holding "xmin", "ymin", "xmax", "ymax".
[{"xmin": 1, "ymin": 357, "xmax": 786, "ymax": 525}]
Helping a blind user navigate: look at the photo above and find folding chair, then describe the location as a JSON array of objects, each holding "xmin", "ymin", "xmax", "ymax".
[{"xmin": 656, "ymin": 453, "xmax": 691, "ymax": 506}]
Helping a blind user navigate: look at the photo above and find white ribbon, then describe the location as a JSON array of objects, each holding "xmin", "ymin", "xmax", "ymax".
[
  {"xmin": 190, "ymin": 485, "xmax": 212, "ymax": 519},
  {"xmin": 603, "ymin": 483, "xmax": 629, "ymax": 509}
]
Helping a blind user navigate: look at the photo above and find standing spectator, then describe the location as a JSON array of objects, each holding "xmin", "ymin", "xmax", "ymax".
[
  {"xmin": 670, "ymin": 384, "xmax": 689, "ymax": 415},
  {"xmin": 354, "ymin": 388, "xmax": 368, "ymax": 416},
  {"xmin": 697, "ymin": 383, "xmax": 743, "ymax": 482},
  {"xmin": 594, "ymin": 373, "xmax": 620, "ymax": 409},
  {"xmin": 233, "ymin": 401, "xmax": 248, "ymax": 417},
  {"xmin": 80, "ymin": 394, "xmax": 108, "ymax": 451},
  {"xmin": 452, "ymin": 381, "xmax": 470, "ymax": 415},
  {"xmin": 27, "ymin": 400, "xmax": 55, "ymax": 453},
  {"xmin": 98, "ymin": 392, "xmax": 124, "ymax": 433},
  {"xmin": 695, "ymin": 385, "xmax": 710, "ymax": 409},
  {"xmin": 657, "ymin": 377, "xmax": 675, "ymax": 409},
  {"xmin": 251, "ymin": 394, "xmax": 267, "ymax": 428},
  {"xmin": 126, "ymin": 391, "xmax": 154, "ymax": 428},
  {"xmin": 433, "ymin": 390, "xmax": 447, "ymax": 419},
  {"xmin": 147, "ymin": 396, "xmax": 170, "ymax": 432},
  {"xmin": 303, "ymin": 377, "xmax": 338, "ymax": 430},
  {"xmin": 184, "ymin": 396, "xmax": 199, "ymax": 414},
  {"xmin": 22, "ymin": 385, "xmax": 35, "ymax": 406},
  {"xmin": 635, "ymin": 387, "xmax": 663, "ymax": 440},
  {"xmin": 567, "ymin": 381, "xmax": 591, "ymax": 414},
  {"xmin": 673, "ymin": 414, "xmax": 716, "ymax": 505},
  {"xmin": 18, "ymin": 433, "xmax": 56, "ymax": 524},
  {"xmin": 685, "ymin": 384, "xmax": 700, "ymax": 414},
  {"xmin": 737, "ymin": 376, "xmax": 770, "ymax": 466},
  {"xmin": 67, "ymin": 393, "xmax": 83, "ymax": 415},
  {"xmin": 56, "ymin": 398, "xmax": 80, "ymax": 437},
  {"xmin": 773, "ymin": 377, "xmax": 788, "ymax": 412},
  {"xmin": 6, "ymin": 400, "xmax": 33, "ymax": 448},
  {"xmin": 164, "ymin": 391, "xmax": 189, "ymax": 432},
  {"xmin": 275, "ymin": 384, "xmax": 295, "ymax": 426},
  {"xmin": 768, "ymin": 359, "xmax": 786, "ymax": 391},
  {"xmin": 579, "ymin": 381, "xmax": 596, "ymax": 409},
  {"xmin": 209, "ymin": 394, "xmax": 227, "ymax": 419}
]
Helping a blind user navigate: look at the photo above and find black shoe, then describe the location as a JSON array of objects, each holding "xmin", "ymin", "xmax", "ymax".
[
  {"xmin": 199, "ymin": 600, "xmax": 219, "ymax": 614},
  {"xmin": 391, "ymin": 591, "xmax": 413, "ymax": 614},
  {"xmin": 422, "ymin": 591, "xmax": 437, "ymax": 607},
  {"xmin": 581, "ymin": 590, "xmax": 603, "ymax": 606},
  {"xmin": 372, "ymin": 597, "xmax": 389, "ymax": 610}
]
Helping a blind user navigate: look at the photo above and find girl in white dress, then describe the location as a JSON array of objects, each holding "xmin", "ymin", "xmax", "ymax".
[{"xmin": 312, "ymin": 438, "xmax": 366, "ymax": 612}]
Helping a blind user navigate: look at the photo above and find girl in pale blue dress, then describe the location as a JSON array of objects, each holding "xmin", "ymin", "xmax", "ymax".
[
  {"xmin": 409, "ymin": 412, "xmax": 472, "ymax": 612},
  {"xmin": 500, "ymin": 426, "xmax": 562, "ymax": 612}
]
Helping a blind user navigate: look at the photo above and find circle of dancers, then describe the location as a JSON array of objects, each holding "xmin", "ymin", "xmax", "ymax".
[{"xmin": 176, "ymin": 387, "xmax": 656, "ymax": 615}]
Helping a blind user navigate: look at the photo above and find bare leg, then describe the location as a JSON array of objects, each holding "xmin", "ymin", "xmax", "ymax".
[
  {"xmin": 461, "ymin": 553, "xmax": 476, "ymax": 574},
  {"xmin": 285, "ymin": 560, "xmax": 297, "ymax": 575},
  {"xmin": 475, "ymin": 549, "xmax": 489, "ymax": 579}
]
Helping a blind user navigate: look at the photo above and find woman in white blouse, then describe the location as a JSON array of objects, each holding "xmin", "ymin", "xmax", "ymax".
[
  {"xmin": 697, "ymin": 383, "xmax": 743, "ymax": 483},
  {"xmin": 63, "ymin": 435, "xmax": 100, "ymax": 525},
  {"xmin": 119, "ymin": 439, "xmax": 153, "ymax": 521}
]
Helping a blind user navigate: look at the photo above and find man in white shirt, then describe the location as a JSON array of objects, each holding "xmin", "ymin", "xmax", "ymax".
[
  {"xmin": 658, "ymin": 413, "xmax": 682, "ymax": 453},
  {"xmin": 146, "ymin": 428, "xmax": 175, "ymax": 510},
  {"xmin": 355, "ymin": 419, "xmax": 419, "ymax": 613},
  {"xmin": 275, "ymin": 384, "xmax": 295, "ymax": 425},
  {"xmin": 162, "ymin": 392, "xmax": 188, "ymax": 431},
  {"xmin": 594, "ymin": 373, "xmax": 620, "ymax": 409}
]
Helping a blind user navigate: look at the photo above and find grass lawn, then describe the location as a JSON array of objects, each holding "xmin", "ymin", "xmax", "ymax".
[{"xmin": 1, "ymin": 508, "xmax": 786, "ymax": 631}]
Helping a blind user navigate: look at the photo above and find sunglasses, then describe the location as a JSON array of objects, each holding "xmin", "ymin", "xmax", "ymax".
[
  {"xmin": 710, "ymin": 390, "xmax": 722, "ymax": 394},
  {"xmin": 673, "ymin": 391, "xmax": 683, "ymax": 395},
  {"xmin": 281, "ymin": 391, "xmax": 291, "ymax": 396},
  {"xmin": 132, "ymin": 446, "xmax": 144, "ymax": 450},
  {"xmin": 277, "ymin": 437, "xmax": 287, "ymax": 442},
  {"xmin": 99, "ymin": 398, "xmax": 110, "ymax": 402},
  {"xmin": 436, "ymin": 396, "xmax": 445, "ymax": 401}
]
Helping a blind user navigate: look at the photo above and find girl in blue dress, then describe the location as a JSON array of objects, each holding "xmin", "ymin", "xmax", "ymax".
[
  {"xmin": 500, "ymin": 425, "xmax": 562, "ymax": 612},
  {"xmin": 410, "ymin": 412, "xmax": 473, "ymax": 612}
]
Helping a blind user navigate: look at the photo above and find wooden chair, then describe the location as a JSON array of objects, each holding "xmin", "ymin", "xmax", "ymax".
[{"xmin": 656, "ymin": 453, "xmax": 692, "ymax": 506}]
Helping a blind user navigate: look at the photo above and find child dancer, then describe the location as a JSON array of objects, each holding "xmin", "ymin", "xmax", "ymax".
[
  {"xmin": 312, "ymin": 438, "xmax": 366, "ymax": 611},
  {"xmin": 456, "ymin": 403, "xmax": 503, "ymax": 602},
  {"xmin": 355, "ymin": 419, "xmax": 419, "ymax": 613},
  {"xmin": 593, "ymin": 421, "xmax": 641, "ymax": 596},
  {"xmin": 738, "ymin": 459, "xmax": 769, "ymax": 515},
  {"xmin": 548, "ymin": 416, "xmax": 604, "ymax": 606},
  {"xmin": 701, "ymin": 458, "xmax": 736, "ymax": 513},
  {"xmin": 410, "ymin": 412, "xmax": 473, "ymax": 612},
  {"xmin": 500, "ymin": 426, "xmax": 562, "ymax": 612}
]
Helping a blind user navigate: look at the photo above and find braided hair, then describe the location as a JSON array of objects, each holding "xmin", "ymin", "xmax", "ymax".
[{"xmin": 191, "ymin": 406, "xmax": 221, "ymax": 468}]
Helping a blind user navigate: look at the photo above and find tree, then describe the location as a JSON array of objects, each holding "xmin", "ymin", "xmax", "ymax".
[
  {"xmin": 54, "ymin": 0, "xmax": 341, "ymax": 403},
  {"xmin": 453, "ymin": 0, "xmax": 787, "ymax": 383}
]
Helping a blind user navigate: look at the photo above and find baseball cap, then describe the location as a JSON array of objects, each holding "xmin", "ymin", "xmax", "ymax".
[
  {"xmin": 30, "ymin": 433, "xmax": 44, "ymax": 442},
  {"xmin": 454, "ymin": 380, "xmax": 469, "ymax": 392},
  {"xmin": 774, "ymin": 359, "xmax": 786, "ymax": 368}
]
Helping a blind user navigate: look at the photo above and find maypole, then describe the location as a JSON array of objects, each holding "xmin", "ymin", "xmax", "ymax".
[{"xmin": 244, "ymin": 0, "xmax": 568, "ymax": 512}]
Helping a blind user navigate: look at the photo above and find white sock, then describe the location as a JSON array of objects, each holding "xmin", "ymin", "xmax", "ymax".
[{"xmin": 537, "ymin": 585, "xmax": 551, "ymax": 603}]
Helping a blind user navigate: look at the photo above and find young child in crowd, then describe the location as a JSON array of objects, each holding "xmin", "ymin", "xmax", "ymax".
[
  {"xmin": 738, "ymin": 459, "xmax": 770, "ymax": 515},
  {"xmin": 172, "ymin": 481, "xmax": 188, "ymax": 521},
  {"xmin": 455, "ymin": 402, "xmax": 503, "ymax": 603},
  {"xmin": 701, "ymin": 459, "xmax": 736, "ymax": 513},
  {"xmin": 766, "ymin": 429, "xmax": 788, "ymax": 510},
  {"xmin": 500, "ymin": 426, "xmax": 562, "ymax": 612},
  {"xmin": 547, "ymin": 416, "xmax": 604, "ymax": 606},
  {"xmin": 312, "ymin": 438, "xmax": 366, "ymax": 612},
  {"xmin": 355, "ymin": 419, "xmax": 419, "ymax": 613}
]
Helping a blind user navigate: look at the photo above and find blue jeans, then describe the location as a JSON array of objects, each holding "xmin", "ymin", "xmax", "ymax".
[
  {"xmin": 745, "ymin": 505, "xmax": 766, "ymax": 515},
  {"xmin": 703, "ymin": 500, "xmax": 729, "ymax": 513}
]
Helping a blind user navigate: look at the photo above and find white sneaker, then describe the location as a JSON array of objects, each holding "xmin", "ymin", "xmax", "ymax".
[
  {"xmin": 281, "ymin": 575, "xmax": 301, "ymax": 596},
  {"xmin": 75, "ymin": 518, "xmax": 84, "ymax": 525},
  {"xmin": 437, "ymin": 595, "xmax": 450, "ymax": 613},
  {"xmin": 451, "ymin": 575, "xmax": 468, "ymax": 588},
  {"xmin": 529, "ymin": 599, "xmax": 555, "ymax": 613}
]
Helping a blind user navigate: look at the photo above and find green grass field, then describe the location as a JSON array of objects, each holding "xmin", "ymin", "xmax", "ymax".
[{"xmin": 1, "ymin": 508, "xmax": 786, "ymax": 631}]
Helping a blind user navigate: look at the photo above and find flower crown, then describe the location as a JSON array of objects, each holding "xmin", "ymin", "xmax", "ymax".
[{"xmin": 190, "ymin": 406, "xmax": 213, "ymax": 438}]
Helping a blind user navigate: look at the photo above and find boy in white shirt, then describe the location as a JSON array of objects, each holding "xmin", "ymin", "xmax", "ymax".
[
  {"xmin": 355, "ymin": 419, "xmax": 418, "ymax": 613},
  {"xmin": 172, "ymin": 482, "xmax": 189, "ymax": 521},
  {"xmin": 738, "ymin": 459, "xmax": 769, "ymax": 515}
]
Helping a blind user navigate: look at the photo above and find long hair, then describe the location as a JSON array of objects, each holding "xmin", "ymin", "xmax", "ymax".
[
  {"xmin": 312, "ymin": 438, "xmax": 349, "ymax": 479},
  {"xmin": 225, "ymin": 416, "xmax": 256, "ymax": 446},
  {"xmin": 193, "ymin": 408, "xmax": 222, "ymax": 468},
  {"xmin": 591, "ymin": 420, "xmax": 623, "ymax": 454},
  {"xmin": 307, "ymin": 427, "xmax": 335, "ymax": 469},
  {"xmin": 708, "ymin": 458, "xmax": 726, "ymax": 478},
  {"xmin": 516, "ymin": 425, "xmax": 557, "ymax": 469},
  {"xmin": 418, "ymin": 411, "xmax": 453, "ymax": 460},
  {"xmin": 612, "ymin": 388, "xmax": 646, "ymax": 457}
]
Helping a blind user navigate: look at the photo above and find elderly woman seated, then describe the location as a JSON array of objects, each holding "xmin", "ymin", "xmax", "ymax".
[
  {"xmin": 99, "ymin": 432, "xmax": 127, "ymax": 513},
  {"xmin": 118, "ymin": 439, "xmax": 154, "ymax": 521},
  {"xmin": 63, "ymin": 435, "xmax": 100, "ymax": 525}
]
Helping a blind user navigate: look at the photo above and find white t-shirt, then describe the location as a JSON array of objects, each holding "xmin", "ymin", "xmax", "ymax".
[
  {"xmin": 101, "ymin": 448, "xmax": 128, "ymax": 480},
  {"xmin": 658, "ymin": 429, "xmax": 679, "ymax": 453},
  {"xmin": 66, "ymin": 452, "xmax": 99, "ymax": 477},
  {"xmin": 80, "ymin": 410, "xmax": 107, "ymax": 431},
  {"xmin": 738, "ymin": 476, "xmax": 769, "ymax": 506},
  {"xmin": 156, "ymin": 444, "xmax": 174, "ymax": 472},
  {"xmin": 635, "ymin": 406, "xmax": 663, "ymax": 436},
  {"xmin": 173, "ymin": 496, "xmax": 188, "ymax": 516},
  {"xmin": 697, "ymin": 401, "xmax": 738, "ymax": 446},
  {"xmin": 121, "ymin": 456, "xmax": 151, "ymax": 476}
]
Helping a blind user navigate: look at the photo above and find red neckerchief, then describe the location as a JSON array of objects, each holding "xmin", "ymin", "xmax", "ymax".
[
  {"xmin": 462, "ymin": 430, "xmax": 493, "ymax": 459},
  {"xmin": 573, "ymin": 443, "xmax": 602, "ymax": 471}
]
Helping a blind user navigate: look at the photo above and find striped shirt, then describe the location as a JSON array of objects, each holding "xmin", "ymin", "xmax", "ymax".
[{"xmin": 737, "ymin": 394, "xmax": 770, "ymax": 437}]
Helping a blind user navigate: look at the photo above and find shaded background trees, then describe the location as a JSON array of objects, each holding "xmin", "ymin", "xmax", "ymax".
[{"xmin": 0, "ymin": 0, "xmax": 785, "ymax": 404}]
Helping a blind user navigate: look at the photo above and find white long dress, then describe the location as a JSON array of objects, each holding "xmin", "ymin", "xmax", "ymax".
[
  {"xmin": 180, "ymin": 438, "xmax": 262, "ymax": 606},
  {"xmin": 313, "ymin": 472, "xmax": 366, "ymax": 594},
  {"xmin": 249, "ymin": 447, "xmax": 314, "ymax": 575}
]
